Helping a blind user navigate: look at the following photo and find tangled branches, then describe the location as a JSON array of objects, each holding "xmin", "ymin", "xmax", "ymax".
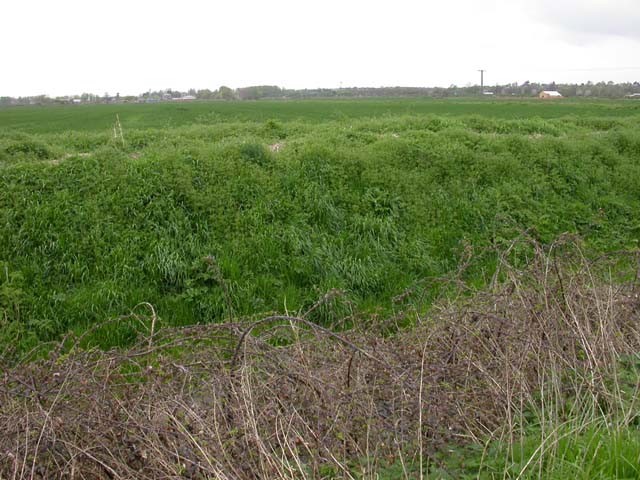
[{"xmin": 1, "ymin": 238, "xmax": 639, "ymax": 479}]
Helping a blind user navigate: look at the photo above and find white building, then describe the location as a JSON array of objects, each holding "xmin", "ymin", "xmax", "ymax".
[{"xmin": 539, "ymin": 91, "xmax": 563, "ymax": 99}]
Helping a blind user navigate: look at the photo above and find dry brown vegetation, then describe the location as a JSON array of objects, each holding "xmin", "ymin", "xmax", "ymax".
[{"xmin": 1, "ymin": 237, "xmax": 639, "ymax": 479}]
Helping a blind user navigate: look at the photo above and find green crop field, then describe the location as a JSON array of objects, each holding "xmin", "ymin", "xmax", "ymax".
[
  {"xmin": 2, "ymin": 97, "xmax": 640, "ymax": 133},
  {"xmin": 2, "ymin": 98, "xmax": 640, "ymax": 478}
]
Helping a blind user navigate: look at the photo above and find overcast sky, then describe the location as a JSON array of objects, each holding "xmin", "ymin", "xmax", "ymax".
[{"xmin": 2, "ymin": 0, "xmax": 639, "ymax": 97}]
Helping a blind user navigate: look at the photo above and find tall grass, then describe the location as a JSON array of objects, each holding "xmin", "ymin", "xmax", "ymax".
[{"xmin": 1, "ymin": 111, "xmax": 640, "ymax": 355}]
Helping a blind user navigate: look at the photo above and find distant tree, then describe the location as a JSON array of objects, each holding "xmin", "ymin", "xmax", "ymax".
[
  {"xmin": 196, "ymin": 89, "xmax": 214, "ymax": 99},
  {"xmin": 236, "ymin": 85, "xmax": 284, "ymax": 100},
  {"xmin": 216, "ymin": 86, "xmax": 236, "ymax": 100}
]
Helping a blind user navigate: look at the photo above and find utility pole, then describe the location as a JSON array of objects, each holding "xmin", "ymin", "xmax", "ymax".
[{"xmin": 478, "ymin": 69, "xmax": 486, "ymax": 92}]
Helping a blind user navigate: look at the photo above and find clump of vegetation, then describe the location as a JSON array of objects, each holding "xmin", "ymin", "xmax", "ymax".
[
  {"xmin": 2, "ymin": 139, "xmax": 51, "ymax": 162},
  {"xmin": 239, "ymin": 141, "xmax": 272, "ymax": 166},
  {"xmin": 5, "ymin": 139, "xmax": 51, "ymax": 159},
  {"xmin": 1, "ymin": 103, "xmax": 640, "ymax": 354}
]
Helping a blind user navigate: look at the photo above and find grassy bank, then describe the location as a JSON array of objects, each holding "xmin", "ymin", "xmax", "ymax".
[
  {"xmin": 2, "ymin": 106, "xmax": 640, "ymax": 354},
  {"xmin": 2, "ymin": 99, "xmax": 640, "ymax": 478}
]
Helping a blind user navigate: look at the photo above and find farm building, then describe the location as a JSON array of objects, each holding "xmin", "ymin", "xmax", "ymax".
[{"xmin": 539, "ymin": 90, "xmax": 563, "ymax": 99}]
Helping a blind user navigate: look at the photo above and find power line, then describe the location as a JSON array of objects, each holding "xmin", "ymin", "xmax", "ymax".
[
  {"xmin": 504, "ymin": 66, "xmax": 640, "ymax": 74},
  {"xmin": 561, "ymin": 66, "xmax": 640, "ymax": 72}
]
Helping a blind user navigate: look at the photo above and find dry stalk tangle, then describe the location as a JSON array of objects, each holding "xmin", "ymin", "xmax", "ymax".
[{"xmin": 1, "ymin": 238, "xmax": 639, "ymax": 479}]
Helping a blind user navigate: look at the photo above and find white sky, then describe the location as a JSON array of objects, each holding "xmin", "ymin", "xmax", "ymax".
[{"xmin": 2, "ymin": 0, "xmax": 639, "ymax": 97}]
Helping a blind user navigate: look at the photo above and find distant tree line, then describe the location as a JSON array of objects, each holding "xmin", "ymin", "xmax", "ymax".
[
  {"xmin": 279, "ymin": 81, "xmax": 640, "ymax": 99},
  {"xmin": 2, "ymin": 81, "xmax": 640, "ymax": 107}
]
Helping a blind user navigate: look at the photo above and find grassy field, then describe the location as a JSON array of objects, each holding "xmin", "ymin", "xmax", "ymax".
[
  {"xmin": 2, "ymin": 98, "xmax": 639, "ymax": 349},
  {"xmin": 2, "ymin": 97, "xmax": 640, "ymax": 133},
  {"xmin": 1, "ymin": 98, "xmax": 640, "ymax": 478}
]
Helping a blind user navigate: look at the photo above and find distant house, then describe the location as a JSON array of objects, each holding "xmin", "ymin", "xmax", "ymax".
[
  {"xmin": 173, "ymin": 95, "xmax": 197, "ymax": 101},
  {"xmin": 539, "ymin": 91, "xmax": 563, "ymax": 99},
  {"xmin": 482, "ymin": 91, "xmax": 495, "ymax": 96},
  {"xmin": 625, "ymin": 93, "xmax": 640, "ymax": 98}
]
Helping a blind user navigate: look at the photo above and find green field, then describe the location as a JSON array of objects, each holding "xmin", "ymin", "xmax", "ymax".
[
  {"xmin": 1, "ymin": 98, "xmax": 640, "ymax": 478},
  {"xmin": 2, "ymin": 97, "xmax": 640, "ymax": 133}
]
